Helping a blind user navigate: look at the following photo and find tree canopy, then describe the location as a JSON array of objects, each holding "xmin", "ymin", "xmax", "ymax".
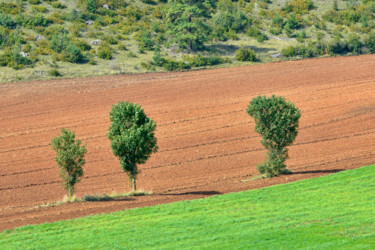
[
  {"xmin": 107, "ymin": 101, "xmax": 158, "ymax": 191},
  {"xmin": 247, "ymin": 95, "xmax": 301, "ymax": 177},
  {"xmin": 51, "ymin": 128, "xmax": 86, "ymax": 198}
]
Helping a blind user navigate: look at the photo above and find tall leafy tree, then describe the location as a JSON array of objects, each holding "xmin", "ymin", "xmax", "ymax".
[
  {"xmin": 108, "ymin": 102, "xmax": 158, "ymax": 191},
  {"xmin": 51, "ymin": 128, "xmax": 86, "ymax": 198},
  {"xmin": 166, "ymin": 0, "xmax": 212, "ymax": 51},
  {"xmin": 247, "ymin": 96, "xmax": 301, "ymax": 177},
  {"xmin": 213, "ymin": 0, "xmax": 249, "ymax": 33}
]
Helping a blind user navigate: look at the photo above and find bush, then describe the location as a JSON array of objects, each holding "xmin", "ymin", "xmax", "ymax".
[
  {"xmin": 50, "ymin": 33, "xmax": 70, "ymax": 53},
  {"xmin": 162, "ymin": 59, "xmax": 191, "ymax": 71},
  {"xmin": 257, "ymin": 33, "xmax": 268, "ymax": 42},
  {"xmin": 365, "ymin": 33, "xmax": 375, "ymax": 53},
  {"xmin": 235, "ymin": 47, "xmax": 256, "ymax": 61},
  {"xmin": 16, "ymin": 14, "xmax": 51, "ymax": 28},
  {"xmin": 188, "ymin": 54, "xmax": 225, "ymax": 67},
  {"xmin": 0, "ymin": 14, "xmax": 16, "ymax": 29},
  {"xmin": 97, "ymin": 43, "xmax": 112, "ymax": 59},
  {"xmin": 0, "ymin": 2, "xmax": 22, "ymax": 14},
  {"xmin": 282, "ymin": 46, "xmax": 297, "ymax": 57},
  {"xmin": 51, "ymin": 2, "xmax": 67, "ymax": 9},
  {"xmin": 31, "ymin": 5, "xmax": 48, "ymax": 13},
  {"xmin": 74, "ymin": 40, "xmax": 92, "ymax": 51},
  {"xmin": 0, "ymin": 47, "xmax": 34, "ymax": 70},
  {"xmin": 63, "ymin": 44, "xmax": 85, "ymax": 63},
  {"xmin": 28, "ymin": 0, "xmax": 41, "ymax": 4},
  {"xmin": 49, "ymin": 69, "xmax": 62, "ymax": 77}
]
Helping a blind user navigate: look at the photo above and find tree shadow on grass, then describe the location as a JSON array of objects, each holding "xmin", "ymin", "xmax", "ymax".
[
  {"xmin": 293, "ymin": 169, "xmax": 344, "ymax": 175},
  {"xmin": 205, "ymin": 44, "xmax": 276, "ymax": 56},
  {"xmin": 161, "ymin": 191, "xmax": 222, "ymax": 196},
  {"xmin": 82, "ymin": 195, "xmax": 136, "ymax": 202}
]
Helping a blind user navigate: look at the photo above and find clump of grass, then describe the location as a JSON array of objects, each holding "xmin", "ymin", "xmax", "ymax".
[
  {"xmin": 62, "ymin": 195, "xmax": 80, "ymax": 203},
  {"xmin": 34, "ymin": 195, "xmax": 81, "ymax": 209}
]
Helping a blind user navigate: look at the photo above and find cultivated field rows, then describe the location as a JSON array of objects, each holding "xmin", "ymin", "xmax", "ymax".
[{"xmin": 1, "ymin": 55, "xmax": 375, "ymax": 231}]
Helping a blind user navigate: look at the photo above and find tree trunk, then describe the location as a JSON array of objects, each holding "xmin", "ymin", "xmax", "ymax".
[
  {"xmin": 132, "ymin": 175, "xmax": 137, "ymax": 191},
  {"xmin": 68, "ymin": 185, "xmax": 73, "ymax": 199}
]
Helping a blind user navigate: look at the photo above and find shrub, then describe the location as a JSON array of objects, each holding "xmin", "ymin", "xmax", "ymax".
[
  {"xmin": 97, "ymin": 43, "xmax": 112, "ymax": 59},
  {"xmin": 257, "ymin": 33, "xmax": 268, "ymax": 42},
  {"xmin": 49, "ymin": 69, "xmax": 62, "ymax": 77},
  {"xmin": 282, "ymin": 45, "xmax": 297, "ymax": 57},
  {"xmin": 51, "ymin": 2, "xmax": 67, "ymax": 9},
  {"xmin": 365, "ymin": 32, "xmax": 375, "ymax": 53},
  {"xmin": 0, "ymin": 47, "xmax": 34, "ymax": 69},
  {"xmin": 16, "ymin": 14, "xmax": 51, "ymax": 28},
  {"xmin": 50, "ymin": 33, "xmax": 70, "ymax": 53},
  {"xmin": 235, "ymin": 47, "xmax": 256, "ymax": 61},
  {"xmin": 63, "ymin": 44, "xmax": 85, "ymax": 63},
  {"xmin": 127, "ymin": 51, "xmax": 137, "ymax": 58},
  {"xmin": 74, "ymin": 40, "xmax": 92, "ymax": 51},
  {"xmin": 162, "ymin": 59, "xmax": 191, "ymax": 71},
  {"xmin": 0, "ymin": 14, "xmax": 16, "ymax": 29},
  {"xmin": 247, "ymin": 96, "xmax": 301, "ymax": 177},
  {"xmin": 0, "ymin": 2, "xmax": 22, "ymax": 15},
  {"xmin": 31, "ymin": 5, "xmax": 48, "ymax": 13},
  {"xmin": 118, "ymin": 42, "xmax": 127, "ymax": 50},
  {"xmin": 28, "ymin": 0, "xmax": 41, "ymax": 4}
]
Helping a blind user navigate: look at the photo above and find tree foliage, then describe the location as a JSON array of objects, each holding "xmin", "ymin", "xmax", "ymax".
[
  {"xmin": 51, "ymin": 128, "xmax": 87, "ymax": 198},
  {"xmin": 166, "ymin": 0, "xmax": 212, "ymax": 51},
  {"xmin": 107, "ymin": 101, "xmax": 158, "ymax": 191},
  {"xmin": 247, "ymin": 96, "xmax": 301, "ymax": 177}
]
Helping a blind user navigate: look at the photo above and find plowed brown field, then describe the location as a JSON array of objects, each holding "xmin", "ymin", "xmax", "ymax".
[{"xmin": 1, "ymin": 55, "xmax": 375, "ymax": 231}]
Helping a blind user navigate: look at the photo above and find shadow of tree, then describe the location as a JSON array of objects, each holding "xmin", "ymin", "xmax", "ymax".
[
  {"xmin": 161, "ymin": 191, "xmax": 222, "ymax": 196},
  {"xmin": 293, "ymin": 169, "xmax": 344, "ymax": 175},
  {"xmin": 205, "ymin": 44, "xmax": 276, "ymax": 56}
]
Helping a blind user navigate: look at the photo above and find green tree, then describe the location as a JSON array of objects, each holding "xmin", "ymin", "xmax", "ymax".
[
  {"xmin": 63, "ymin": 44, "xmax": 85, "ymax": 63},
  {"xmin": 166, "ymin": 0, "xmax": 212, "ymax": 51},
  {"xmin": 51, "ymin": 128, "xmax": 87, "ymax": 198},
  {"xmin": 50, "ymin": 33, "xmax": 70, "ymax": 53},
  {"xmin": 213, "ymin": 0, "xmax": 249, "ymax": 33},
  {"xmin": 86, "ymin": 0, "xmax": 97, "ymax": 13},
  {"xmin": 107, "ymin": 102, "xmax": 158, "ymax": 191},
  {"xmin": 246, "ymin": 96, "xmax": 301, "ymax": 177}
]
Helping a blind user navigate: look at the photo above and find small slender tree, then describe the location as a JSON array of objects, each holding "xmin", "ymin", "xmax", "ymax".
[
  {"xmin": 247, "ymin": 95, "xmax": 301, "ymax": 177},
  {"xmin": 51, "ymin": 128, "xmax": 86, "ymax": 198},
  {"xmin": 107, "ymin": 101, "xmax": 158, "ymax": 191}
]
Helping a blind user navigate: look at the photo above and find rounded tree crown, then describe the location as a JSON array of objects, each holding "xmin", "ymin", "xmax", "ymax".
[{"xmin": 246, "ymin": 95, "xmax": 301, "ymax": 150}]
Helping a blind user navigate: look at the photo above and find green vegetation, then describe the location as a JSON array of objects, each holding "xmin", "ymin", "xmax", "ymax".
[
  {"xmin": 107, "ymin": 102, "xmax": 158, "ymax": 191},
  {"xmin": 1, "ymin": 0, "xmax": 375, "ymax": 82},
  {"xmin": 235, "ymin": 47, "xmax": 257, "ymax": 61},
  {"xmin": 51, "ymin": 128, "xmax": 87, "ymax": 198},
  {"xmin": 247, "ymin": 96, "xmax": 301, "ymax": 177},
  {"xmin": 1, "ymin": 165, "xmax": 374, "ymax": 248}
]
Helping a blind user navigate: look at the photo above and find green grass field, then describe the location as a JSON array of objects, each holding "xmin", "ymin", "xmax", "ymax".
[{"xmin": 1, "ymin": 165, "xmax": 374, "ymax": 249}]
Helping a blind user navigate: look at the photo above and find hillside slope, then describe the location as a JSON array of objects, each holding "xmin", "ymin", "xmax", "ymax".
[{"xmin": 1, "ymin": 0, "xmax": 375, "ymax": 82}]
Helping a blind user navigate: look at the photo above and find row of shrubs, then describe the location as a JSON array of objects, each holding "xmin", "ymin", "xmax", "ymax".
[
  {"xmin": 282, "ymin": 33, "xmax": 375, "ymax": 58},
  {"xmin": 148, "ymin": 47, "xmax": 256, "ymax": 72},
  {"xmin": 152, "ymin": 51, "xmax": 229, "ymax": 71}
]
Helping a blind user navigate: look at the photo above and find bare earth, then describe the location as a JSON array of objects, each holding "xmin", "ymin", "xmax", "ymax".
[{"xmin": 1, "ymin": 55, "xmax": 375, "ymax": 232}]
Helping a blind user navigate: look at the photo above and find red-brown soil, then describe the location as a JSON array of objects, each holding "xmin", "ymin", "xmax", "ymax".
[{"xmin": 1, "ymin": 55, "xmax": 375, "ymax": 232}]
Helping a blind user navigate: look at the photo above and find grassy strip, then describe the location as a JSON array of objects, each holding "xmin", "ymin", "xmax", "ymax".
[
  {"xmin": 34, "ymin": 190, "xmax": 151, "ymax": 209},
  {"xmin": 1, "ymin": 165, "xmax": 375, "ymax": 249}
]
